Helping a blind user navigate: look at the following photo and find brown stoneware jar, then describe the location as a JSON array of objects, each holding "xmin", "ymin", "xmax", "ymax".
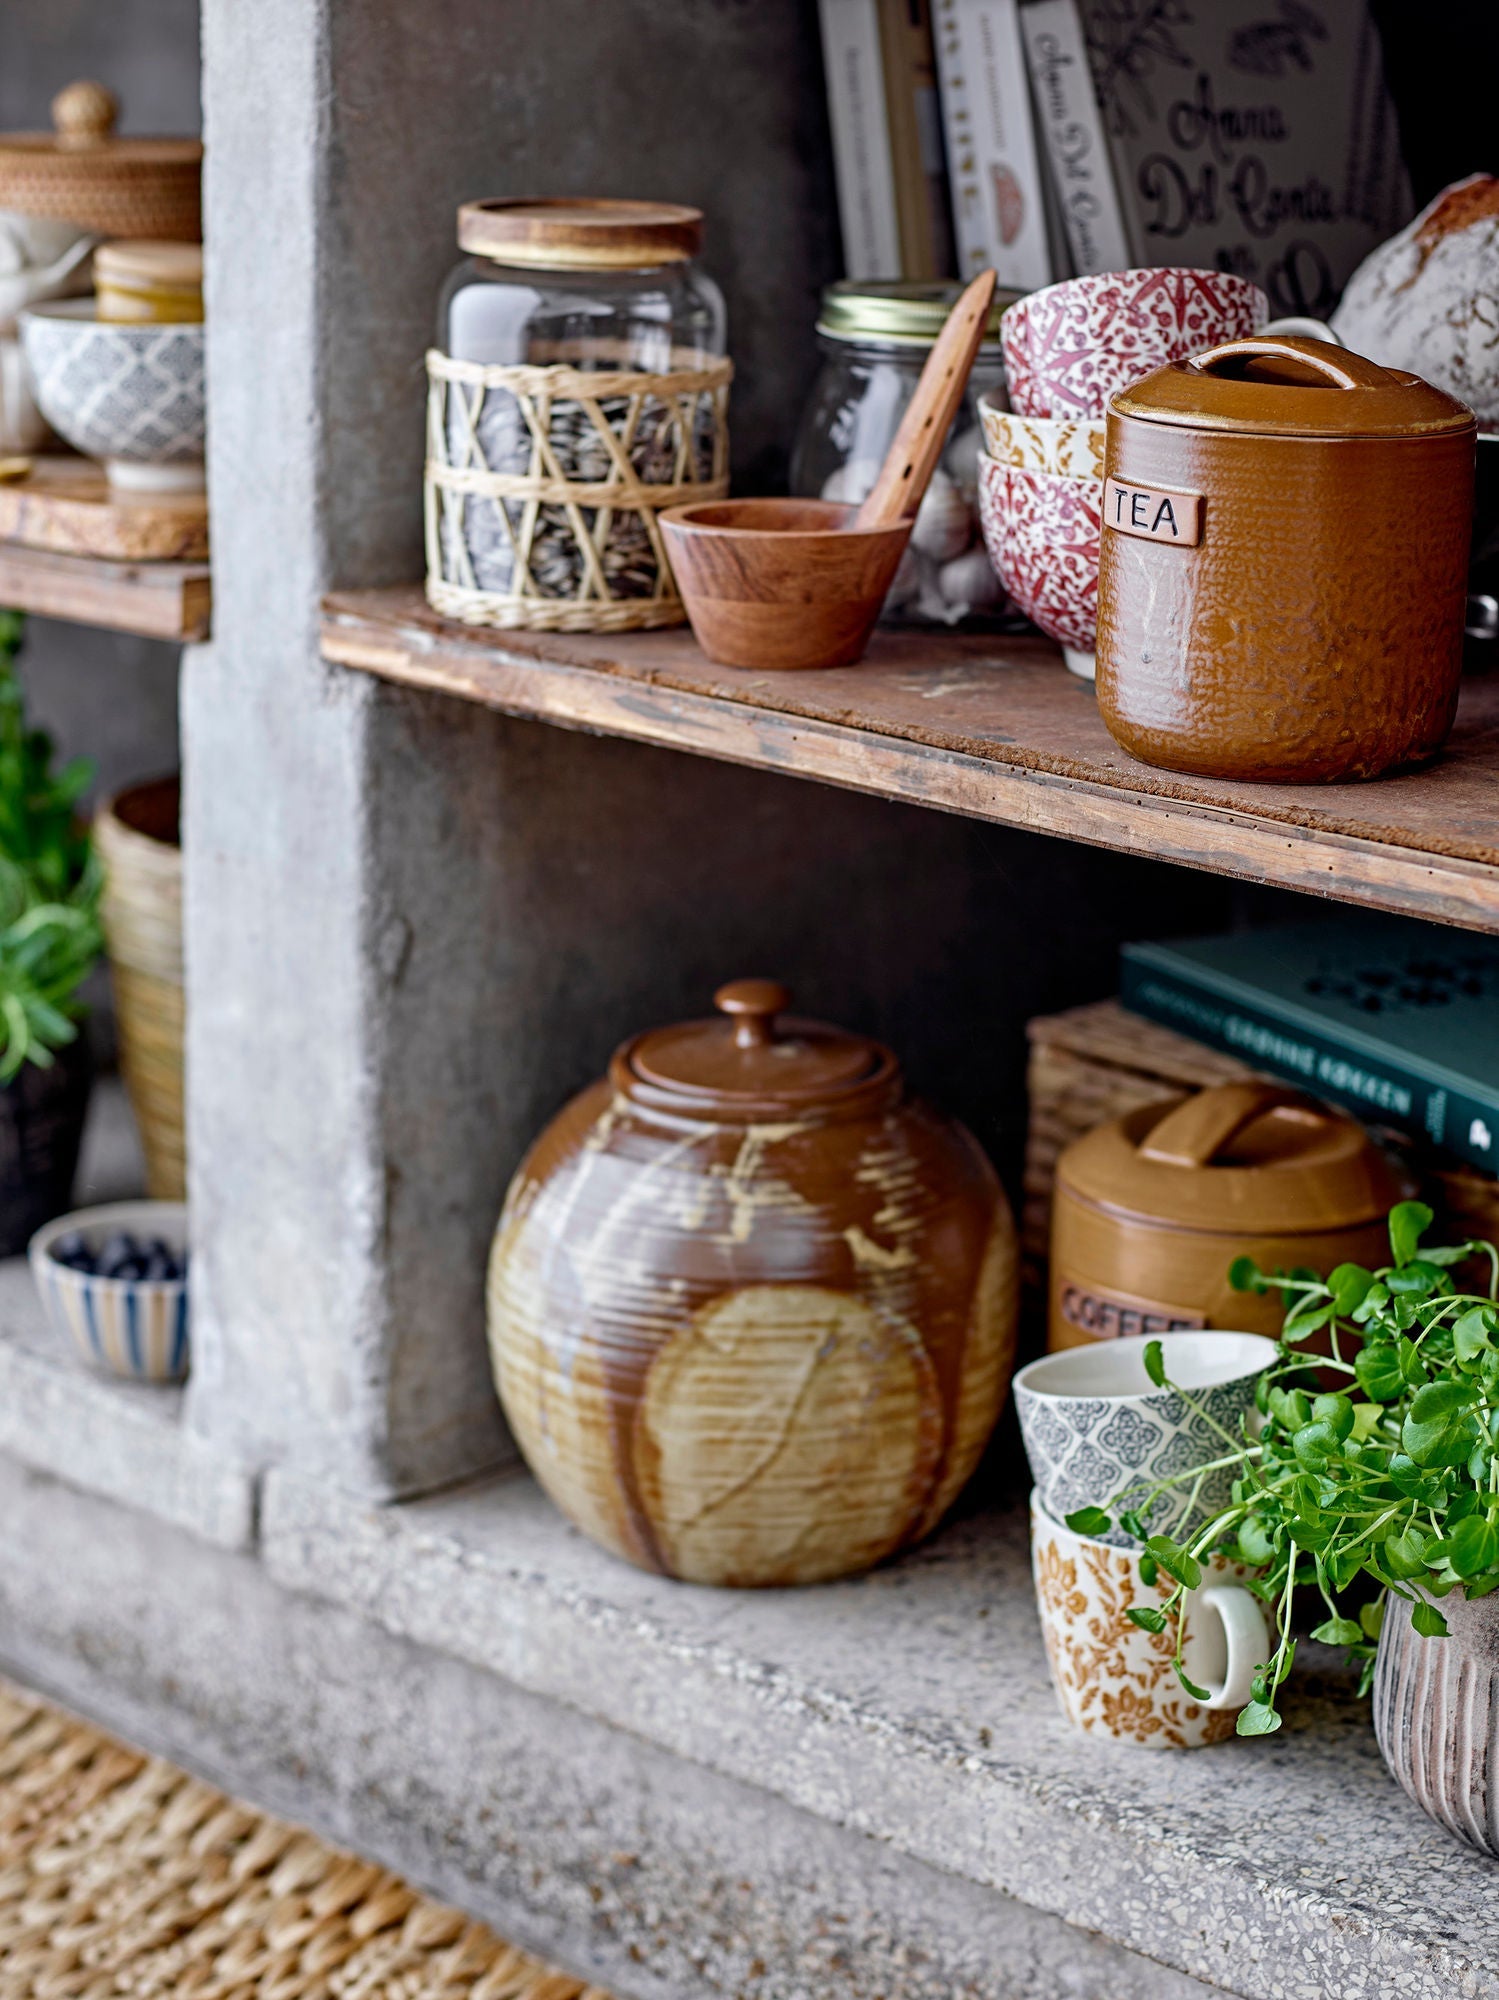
[
  {"xmin": 487, "ymin": 979, "xmax": 1018, "ymax": 1587},
  {"xmin": 1048, "ymin": 1080, "xmax": 1413, "ymax": 1350},
  {"xmin": 1096, "ymin": 335, "xmax": 1476, "ymax": 783}
]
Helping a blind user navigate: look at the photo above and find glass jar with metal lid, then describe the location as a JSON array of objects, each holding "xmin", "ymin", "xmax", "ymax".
[
  {"xmin": 791, "ymin": 280, "xmax": 1018, "ymax": 624},
  {"xmin": 428, "ymin": 198, "xmax": 730, "ymax": 632}
]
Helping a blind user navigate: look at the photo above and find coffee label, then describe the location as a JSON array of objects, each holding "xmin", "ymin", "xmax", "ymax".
[
  {"xmin": 1103, "ymin": 477, "xmax": 1203, "ymax": 547},
  {"xmin": 1055, "ymin": 1277, "xmax": 1207, "ymax": 1342}
]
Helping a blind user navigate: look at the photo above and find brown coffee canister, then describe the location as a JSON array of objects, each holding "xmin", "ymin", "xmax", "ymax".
[
  {"xmin": 488, "ymin": 980, "xmax": 1019, "ymax": 1587},
  {"xmin": 1049, "ymin": 1080, "xmax": 1415, "ymax": 1349},
  {"xmin": 1096, "ymin": 335, "xmax": 1476, "ymax": 783}
]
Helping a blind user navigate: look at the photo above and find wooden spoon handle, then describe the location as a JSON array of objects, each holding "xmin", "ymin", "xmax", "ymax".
[{"xmin": 854, "ymin": 269, "xmax": 998, "ymax": 531}]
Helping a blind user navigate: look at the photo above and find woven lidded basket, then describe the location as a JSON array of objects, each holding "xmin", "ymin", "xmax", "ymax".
[
  {"xmin": 0, "ymin": 82, "xmax": 201, "ymax": 242},
  {"xmin": 425, "ymin": 343, "xmax": 731, "ymax": 631},
  {"xmin": 95, "ymin": 775, "xmax": 184, "ymax": 1201}
]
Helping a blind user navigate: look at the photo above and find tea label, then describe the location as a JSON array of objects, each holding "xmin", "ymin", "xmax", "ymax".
[
  {"xmin": 1055, "ymin": 1276, "xmax": 1207, "ymax": 1342},
  {"xmin": 1103, "ymin": 476, "xmax": 1203, "ymax": 546}
]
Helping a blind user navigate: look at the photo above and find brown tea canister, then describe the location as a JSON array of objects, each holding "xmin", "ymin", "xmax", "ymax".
[
  {"xmin": 1048, "ymin": 1079, "xmax": 1415, "ymax": 1350},
  {"xmin": 1096, "ymin": 335, "xmax": 1476, "ymax": 783},
  {"xmin": 487, "ymin": 979, "xmax": 1018, "ymax": 1587}
]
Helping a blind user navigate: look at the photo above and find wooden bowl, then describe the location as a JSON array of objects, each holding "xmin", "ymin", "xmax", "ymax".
[{"xmin": 659, "ymin": 497, "xmax": 912, "ymax": 670}]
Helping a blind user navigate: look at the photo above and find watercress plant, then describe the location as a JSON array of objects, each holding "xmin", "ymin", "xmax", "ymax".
[{"xmin": 1066, "ymin": 1199, "xmax": 1499, "ymax": 1737}]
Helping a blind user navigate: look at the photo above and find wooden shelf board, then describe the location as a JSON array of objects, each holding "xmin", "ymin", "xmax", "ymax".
[
  {"xmin": 0, "ymin": 455, "xmax": 208, "ymax": 564},
  {"xmin": 321, "ymin": 585, "xmax": 1499, "ymax": 934},
  {"xmin": 0, "ymin": 541, "xmax": 210, "ymax": 641}
]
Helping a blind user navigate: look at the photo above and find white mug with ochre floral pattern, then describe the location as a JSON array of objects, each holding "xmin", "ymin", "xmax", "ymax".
[
  {"xmin": 1031, "ymin": 1493, "xmax": 1268, "ymax": 1749},
  {"xmin": 1014, "ymin": 1331, "xmax": 1276, "ymax": 1547}
]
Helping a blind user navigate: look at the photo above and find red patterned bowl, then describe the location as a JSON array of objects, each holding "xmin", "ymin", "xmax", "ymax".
[
  {"xmin": 978, "ymin": 454, "xmax": 1100, "ymax": 667},
  {"xmin": 1000, "ymin": 268, "xmax": 1268, "ymax": 420}
]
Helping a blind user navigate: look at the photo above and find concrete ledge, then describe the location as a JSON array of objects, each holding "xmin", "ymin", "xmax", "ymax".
[
  {"xmin": 264, "ymin": 1466, "xmax": 1499, "ymax": 2000},
  {"xmin": 0, "ymin": 1260, "xmax": 258, "ymax": 1550}
]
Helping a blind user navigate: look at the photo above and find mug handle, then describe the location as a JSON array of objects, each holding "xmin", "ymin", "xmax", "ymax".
[{"xmin": 1199, "ymin": 1585, "xmax": 1270, "ymax": 1709}]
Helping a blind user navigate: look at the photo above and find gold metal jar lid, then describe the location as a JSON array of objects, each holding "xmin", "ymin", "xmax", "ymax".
[
  {"xmin": 0, "ymin": 81, "xmax": 201, "ymax": 241},
  {"xmin": 457, "ymin": 198, "xmax": 704, "ymax": 271},
  {"xmin": 816, "ymin": 279, "xmax": 1017, "ymax": 348}
]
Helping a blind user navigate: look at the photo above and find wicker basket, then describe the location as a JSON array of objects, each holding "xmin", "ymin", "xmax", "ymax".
[
  {"xmin": 424, "ymin": 343, "xmax": 732, "ymax": 632},
  {"xmin": 0, "ymin": 83, "xmax": 202, "ymax": 242},
  {"xmin": 95, "ymin": 776, "xmax": 184, "ymax": 1201},
  {"xmin": 1024, "ymin": 998, "xmax": 1497, "ymax": 1288}
]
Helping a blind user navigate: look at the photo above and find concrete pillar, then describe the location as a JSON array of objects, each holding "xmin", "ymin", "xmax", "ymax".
[{"xmin": 184, "ymin": 0, "xmax": 1236, "ymax": 1499}]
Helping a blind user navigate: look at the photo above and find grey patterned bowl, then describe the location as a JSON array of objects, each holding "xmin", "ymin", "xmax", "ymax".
[
  {"xmin": 1014, "ymin": 1332, "xmax": 1276, "ymax": 1547},
  {"xmin": 18, "ymin": 299, "xmax": 204, "ymax": 491}
]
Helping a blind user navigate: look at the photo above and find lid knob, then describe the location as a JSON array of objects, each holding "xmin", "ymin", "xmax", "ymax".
[
  {"xmin": 52, "ymin": 80, "xmax": 119, "ymax": 150},
  {"xmin": 714, "ymin": 978, "xmax": 790, "ymax": 1050}
]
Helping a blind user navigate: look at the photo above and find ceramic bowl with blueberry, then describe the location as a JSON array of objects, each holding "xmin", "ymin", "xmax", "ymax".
[{"xmin": 30, "ymin": 1200, "xmax": 190, "ymax": 1383}]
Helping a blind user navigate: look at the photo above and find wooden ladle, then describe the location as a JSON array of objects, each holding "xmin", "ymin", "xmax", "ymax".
[{"xmin": 661, "ymin": 270, "xmax": 999, "ymax": 671}]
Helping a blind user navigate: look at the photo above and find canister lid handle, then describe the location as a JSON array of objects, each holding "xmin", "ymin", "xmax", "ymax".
[
  {"xmin": 1139, "ymin": 1080, "xmax": 1325, "ymax": 1167},
  {"xmin": 1186, "ymin": 334, "xmax": 1395, "ymax": 393}
]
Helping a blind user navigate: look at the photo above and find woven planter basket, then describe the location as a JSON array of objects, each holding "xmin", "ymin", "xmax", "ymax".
[
  {"xmin": 1023, "ymin": 998, "xmax": 1495, "ymax": 1292},
  {"xmin": 95, "ymin": 775, "xmax": 184, "ymax": 1202},
  {"xmin": 424, "ymin": 342, "xmax": 732, "ymax": 632}
]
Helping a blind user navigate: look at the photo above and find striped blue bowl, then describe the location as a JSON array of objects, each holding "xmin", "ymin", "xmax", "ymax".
[{"xmin": 29, "ymin": 1201, "xmax": 189, "ymax": 1384}]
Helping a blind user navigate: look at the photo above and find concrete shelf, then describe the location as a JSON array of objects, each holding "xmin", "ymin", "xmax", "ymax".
[
  {"xmin": 261, "ymin": 1463, "xmax": 1499, "ymax": 2000},
  {"xmin": 322, "ymin": 588, "xmax": 1499, "ymax": 936}
]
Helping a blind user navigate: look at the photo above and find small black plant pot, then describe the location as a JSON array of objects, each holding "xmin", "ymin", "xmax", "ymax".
[{"xmin": 0, "ymin": 1038, "xmax": 92, "ymax": 1257}]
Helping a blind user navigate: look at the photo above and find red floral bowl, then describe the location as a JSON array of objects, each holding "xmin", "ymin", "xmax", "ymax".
[
  {"xmin": 978, "ymin": 454, "xmax": 1101, "ymax": 667},
  {"xmin": 1000, "ymin": 268, "xmax": 1267, "ymax": 420}
]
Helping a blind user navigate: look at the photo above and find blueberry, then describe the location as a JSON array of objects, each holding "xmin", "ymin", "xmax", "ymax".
[
  {"xmin": 98, "ymin": 1232, "xmax": 136, "ymax": 1270},
  {"xmin": 142, "ymin": 1252, "xmax": 175, "ymax": 1282},
  {"xmin": 51, "ymin": 1231, "xmax": 94, "ymax": 1273}
]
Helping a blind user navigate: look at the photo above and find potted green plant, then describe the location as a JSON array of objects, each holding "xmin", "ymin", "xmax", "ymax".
[
  {"xmin": 0, "ymin": 609, "xmax": 102, "ymax": 1253},
  {"xmin": 1068, "ymin": 1197, "xmax": 1499, "ymax": 1855}
]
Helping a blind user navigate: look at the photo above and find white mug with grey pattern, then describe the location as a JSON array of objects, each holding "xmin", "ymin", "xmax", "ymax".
[{"xmin": 1014, "ymin": 1332, "xmax": 1276, "ymax": 1548}]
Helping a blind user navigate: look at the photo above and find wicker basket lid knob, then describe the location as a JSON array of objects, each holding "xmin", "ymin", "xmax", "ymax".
[{"xmin": 51, "ymin": 80, "xmax": 118, "ymax": 150}]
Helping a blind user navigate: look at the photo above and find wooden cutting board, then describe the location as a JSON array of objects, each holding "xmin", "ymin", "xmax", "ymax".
[{"xmin": 0, "ymin": 455, "xmax": 208, "ymax": 562}]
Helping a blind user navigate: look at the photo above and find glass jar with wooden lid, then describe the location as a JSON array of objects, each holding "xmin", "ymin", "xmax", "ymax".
[{"xmin": 428, "ymin": 198, "xmax": 731, "ymax": 632}]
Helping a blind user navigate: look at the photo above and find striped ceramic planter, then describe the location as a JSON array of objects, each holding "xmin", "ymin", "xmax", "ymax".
[
  {"xmin": 1373, "ymin": 1586, "xmax": 1499, "ymax": 1856},
  {"xmin": 29, "ymin": 1200, "xmax": 189, "ymax": 1384}
]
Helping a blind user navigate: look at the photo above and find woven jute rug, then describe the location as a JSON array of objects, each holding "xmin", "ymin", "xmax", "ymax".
[{"xmin": 0, "ymin": 1676, "xmax": 616, "ymax": 1999}]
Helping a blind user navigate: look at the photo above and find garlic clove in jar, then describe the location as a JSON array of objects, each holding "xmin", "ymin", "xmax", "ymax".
[
  {"xmin": 820, "ymin": 455, "xmax": 883, "ymax": 507},
  {"xmin": 944, "ymin": 424, "xmax": 983, "ymax": 501},
  {"xmin": 937, "ymin": 545, "xmax": 1006, "ymax": 618},
  {"xmin": 911, "ymin": 467, "xmax": 972, "ymax": 563}
]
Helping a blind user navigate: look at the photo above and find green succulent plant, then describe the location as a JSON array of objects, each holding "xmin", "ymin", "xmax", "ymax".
[{"xmin": 1068, "ymin": 1200, "xmax": 1499, "ymax": 1738}]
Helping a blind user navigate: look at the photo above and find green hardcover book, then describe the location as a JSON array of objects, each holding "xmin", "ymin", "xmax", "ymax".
[{"xmin": 1120, "ymin": 915, "xmax": 1499, "ymax": 1175}]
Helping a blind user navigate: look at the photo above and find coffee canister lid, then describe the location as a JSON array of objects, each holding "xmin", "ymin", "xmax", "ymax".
[
  {"xmin": 0, "ymin": 82, "xmax": 201, "ymax": 241},
  {"xmin": 612, "ymin": 979, "xmax": 900, "ymax": 1121},
  {"xmin": 1057, "ymin": 1079, "xmax": 1414, "ymax": 1235},
  {"xmin": 458, "ymin": 198, "xmax": 703, "ymax": 270},
  {"xmin": 1111, "ymin": 334, "xmax": 1475, "ymax": 440}
]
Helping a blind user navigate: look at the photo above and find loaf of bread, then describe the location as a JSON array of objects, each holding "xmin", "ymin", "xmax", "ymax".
[{"xmin": 1333, "ymin": 175, "xmax": 1499, "ymax": 422}]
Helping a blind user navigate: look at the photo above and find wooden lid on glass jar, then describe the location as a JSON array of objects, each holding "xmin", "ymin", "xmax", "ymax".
[
  {"xmin": 95, "ymin": 240, "xmax": 203, "ymax": 322},
  {"xmin": 0, "ymin": 83, "xmax": 201, "ymax": 242},
  {"xmin": 457, "ymin": 198, "xmax": 703, "ymax": 270},
  {"xmin": 610, "ymin": 980, "xmax": 901, "ymax": 1122}
]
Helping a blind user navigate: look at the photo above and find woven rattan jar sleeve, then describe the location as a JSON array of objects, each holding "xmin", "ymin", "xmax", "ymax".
[
  {"xmin": 96, "ymin": 777, "xmax": 184, "ymax": 1202},
  {"xmin": 0, "ymin": 82, "xmax": 202, "ymax": 241},
  {"xmin": 425, "ymin": 345, "xmax": 732, "ymax": 631}
]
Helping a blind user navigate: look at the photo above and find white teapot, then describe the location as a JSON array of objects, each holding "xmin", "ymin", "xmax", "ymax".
[{"xmin": 0, "ymin": 211, "xmax": 95, "ymax": 453}]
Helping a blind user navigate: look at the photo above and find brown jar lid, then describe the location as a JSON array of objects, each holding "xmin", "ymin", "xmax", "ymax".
[
  {"xmin": 457, "ymin": 198, "xmax": 703, "ymax": 271},
  {"xmin": 611, "ymin": 980, "xmax": 900, "ymax": 1122},
  {"xmin": 1111, "ymin": 333, "xmax": 1475, "ymax": 440},
  {"xmin": 0, "ymin": 82, "xmax": 202, "ymax": 241},
  {"xmin": 1057, "ymin": 1080, "xmax": 1414, "ymax": 1235}
]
